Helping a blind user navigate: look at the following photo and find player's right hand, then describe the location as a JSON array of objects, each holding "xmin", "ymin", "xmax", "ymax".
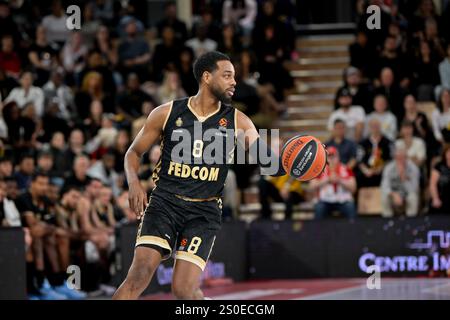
[{"xmin": 128, "ymin": 181, "xmax": 148, "ymax": 219}]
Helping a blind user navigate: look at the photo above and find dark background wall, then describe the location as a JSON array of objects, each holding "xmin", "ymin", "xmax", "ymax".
[{"xmin": 0, "ymin": 228, "xmax": 26, "ymax": 300}]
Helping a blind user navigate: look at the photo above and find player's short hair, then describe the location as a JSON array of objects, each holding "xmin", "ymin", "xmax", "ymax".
[{"xmin": 193, "ymin": 51, "xmax": 231, "ymax": 84}]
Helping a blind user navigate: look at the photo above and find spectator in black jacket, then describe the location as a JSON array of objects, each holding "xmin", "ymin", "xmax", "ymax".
[
  {"xmin": 326, "ymin": 119, "xmax": 358, "ymax": 169},
  {"xmin": 414, "ymin": 41, "xmax": 440, "ymax": 101},
  {"xmin": 156, "ymin": 1, "xmax": 188, "ymax": 43},
  {"xmin": 117, "ymin": 19, "xmax": 151, "ymax": 81},
  {"xmin": 335, "ymin": 66, "xmax": 373, "ymax": 113},
  {"xmin": 117, "ymin": 73, "xmax": 154, "ymax": 120},
  {"xmin": 355, "ymin": 118, "xmax": 393, "ymax": 188},
  {"xmin": 374, "ymin": 67, "xmax": 405, "ymax": 121},
  {"xmin": 349, "ymin": 31, "xmax": 377, "ymax": 79},
  {"xmin": 152, "ymin": 26, "xmax": 183, "ymax": 82},
  {"xmin": 401, "ymin": 93, "xmax": 439, "ymax": 160},
  {"xmin": 176, "ymin": 47, "xmax": 198, "ymax": 96},
  {"xmin": 78, "ymin": 50, "xmax": 116, "ymax": 99}
]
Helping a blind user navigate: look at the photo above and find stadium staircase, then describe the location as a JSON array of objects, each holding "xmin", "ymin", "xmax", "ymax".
[{"xmin": 238, "ymin": 29, "xmax": 355, "ymax": 222}]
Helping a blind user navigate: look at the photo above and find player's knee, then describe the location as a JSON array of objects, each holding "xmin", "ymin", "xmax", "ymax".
[{"xmin": 172, "ymin": 281, "xmax": 196, "ymax": 300}]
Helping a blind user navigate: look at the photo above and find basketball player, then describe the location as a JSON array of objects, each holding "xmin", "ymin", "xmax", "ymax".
[{"xmin": 113, "ymin": 51, "xmax": 284, "ymax": 300}]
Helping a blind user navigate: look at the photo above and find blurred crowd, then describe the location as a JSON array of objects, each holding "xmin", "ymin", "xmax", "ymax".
[
  {"xmin": 0, "ymin": 0, "xmax": 296, "ymax": 299},
  {"xmin": 316, "ymin": 0, "xmax": 450, "ymax": 219},
  {"xmin": 254, "ymin": 0, "xmax": 450, "ymax": 221}
]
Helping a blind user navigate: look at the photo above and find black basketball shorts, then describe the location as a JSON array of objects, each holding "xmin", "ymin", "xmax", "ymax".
[{"xmin": 135, "ymin": 188, "xmax": 222, "ymax": 271}]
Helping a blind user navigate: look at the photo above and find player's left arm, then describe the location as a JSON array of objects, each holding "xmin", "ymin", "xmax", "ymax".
[
  {"xmin": 235, "ymin": 109, "xmax": 259, "ymax": 151},
  {"xmin": 235, "ymin": 109, "xmax": 286, "ymax": 176}
]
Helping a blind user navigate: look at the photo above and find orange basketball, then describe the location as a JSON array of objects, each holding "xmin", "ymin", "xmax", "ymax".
[{"xmin": 280, "ymin": 135, "xmax": 327, "ymax": 181}]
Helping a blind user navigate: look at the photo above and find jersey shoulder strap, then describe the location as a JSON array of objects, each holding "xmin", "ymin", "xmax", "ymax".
[{"xmin": 162, "ymin": 97, "xmax": 189, "ymax": 133}]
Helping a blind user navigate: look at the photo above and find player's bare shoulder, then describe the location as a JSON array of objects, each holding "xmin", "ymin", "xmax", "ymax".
[
  {"xmin": 234, "ymin": 108, "xmax": 255, "ymax": 131},
  {"xmin": 130, "ymin": 101, "xmax": 173, "ymax": 155},
  {"xmin": 145, "ymin": 101, "xmax": 173, "ymax": 131},
  {"xmin": 234, "ymin": 108, "xmax": 259, "ymax": 149}
]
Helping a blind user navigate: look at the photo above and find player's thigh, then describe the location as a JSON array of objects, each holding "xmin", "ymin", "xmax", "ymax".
[
  {"xmin": 135, "ymin": 196, "xmax": 178, "ymax": 260},
  {"xmin": 174, "ymin": 217, "xmax": 219, "ymax": 272}
]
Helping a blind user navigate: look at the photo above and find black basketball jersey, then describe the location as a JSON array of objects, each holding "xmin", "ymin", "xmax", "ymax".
[{"xmin": 152, "ymin": 97, "xmax": 237, "ymax": 199}]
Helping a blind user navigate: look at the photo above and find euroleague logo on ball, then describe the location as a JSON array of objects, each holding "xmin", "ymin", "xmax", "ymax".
[
  {"xmin": 281, "ymin": 135, "xmax": 327, "ymax": 181},
  {"xmin": 295, "ymin": 144, "xmax": 314, "ymax": 172},
  {"xmin": 282, "ymin": 138, "xmax": 304, "ymax": 170}
]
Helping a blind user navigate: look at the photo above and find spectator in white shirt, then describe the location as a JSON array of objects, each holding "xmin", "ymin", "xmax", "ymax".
[
  {"xmin": 0, "ymin": 179, "xmax": 21, "ymax": 227},
  {"xmin": 87, "ymin": 150, "xmax": 121, "ymax": 197},
  {"xmin": 185, "ymin": 24, "xmax": 217, "ymax": 59},
  {"xmin": 381, "ymin": 145, "xmax": 420, "ymax": 217},
  {"xmin": 41, "ymin": 0, "xmax": 70, "ymax": 46},
  {"xmin": 5, "ymin": 72, "xmax": 44, "ymax": 118},
  {"xmin": 0, "ymin": 93, "xmax": 7, "ymax": 139},
  {"xmin": 328, "ymin": 88, "xmax": 366, "ymax": 142},
  {"xmin": 43, "ymin": 69, "xmax": 74, "ymax": 121},
  {"xmin": 431, "ymin": 88, "xmax": 450, "ymax": 144},
  {"xmin": 395, "ymin": 120, "xmax": 426, "ymax": 168},
  {"xmin": 309, "ymin": 147, "xmax": 357, "ymax": 219},
  {"xmin": 222, "ymin": 0, "xmax": 257, "ymax": 36},
  {"xmin": 61, "ymin": 32, "xmax": 88, "ymax": 75},
  {"xmin": 91, "ymin": 0, "xmax": 114, "ymax": 24},
  {"xmin": 437, "ymin": 44, "xmax": 450, "ymax": 93},
  {"xmin": 365, "ymin": 94, "xmax": 397, "ymax": 141}
]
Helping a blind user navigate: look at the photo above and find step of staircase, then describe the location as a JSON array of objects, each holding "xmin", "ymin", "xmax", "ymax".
[
  {"xmin": 295, "ymin": 23, "xmax": 356, "ymax": 35},
  {"xmin": 285, "ymin": 113, "xmax": 332, "ymax": 120},
  {"xmin": 288, "ymin": 93, "xmax": 335, "ymax": 101},
  {"xmin": 281, "ymin": 130, "xmax": 330, "ymax": 143},
  {"xmin": 298, "ymin": 50, "xmax": 349, "ymax": 58},
  {"xmin": 287, "ymin": 105, "xmax": 333, "ymax": 114},
  {"xmin": 298, "ymin": 45, "xmax": 349, "ymax": 54},
  {"xmin": 290, "ymin": 68, "xmax": 343, "ymax": 78},
  {"xmin": 296, "ymin": 34, "xmax": 355, "ymax": 48},
  {"xmin": 287, "ymin": 99, "xmax": 334, "ymax": 107},
  {"xmin": 296, "ymin": 82, "xmax": 340, "ymax": 94},
  {"xmin": 295, "ymin": 74, "xmax": 343, "ymax": 83},
  {"xmin": 286, "ymin": 61, "xmax": 349, "ymax": 71},
  {"xmin": 298, "ymin": 56, "xmax": 349, "ymax": 65},
  {"xmin": 297, "ymin": 88, "xmax": 337, "ymax": 95},
  {"xmin": 276, "ymin": 119, "xmax": 328, "ymax": 132}
]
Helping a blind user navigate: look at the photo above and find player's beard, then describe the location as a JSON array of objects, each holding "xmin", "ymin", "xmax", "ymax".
[{"xmin": 210, "ymin": 84, "xmax": 232, "ymax": 105}]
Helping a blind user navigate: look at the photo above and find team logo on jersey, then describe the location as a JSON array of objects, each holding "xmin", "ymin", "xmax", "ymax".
[
  {"xmin": 219, "ymin": 118, "xmax": 228, "ymax": 127},
  {"xmin": 176, "ymin": 117, "xmax": 183, "ymax": 127}
]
